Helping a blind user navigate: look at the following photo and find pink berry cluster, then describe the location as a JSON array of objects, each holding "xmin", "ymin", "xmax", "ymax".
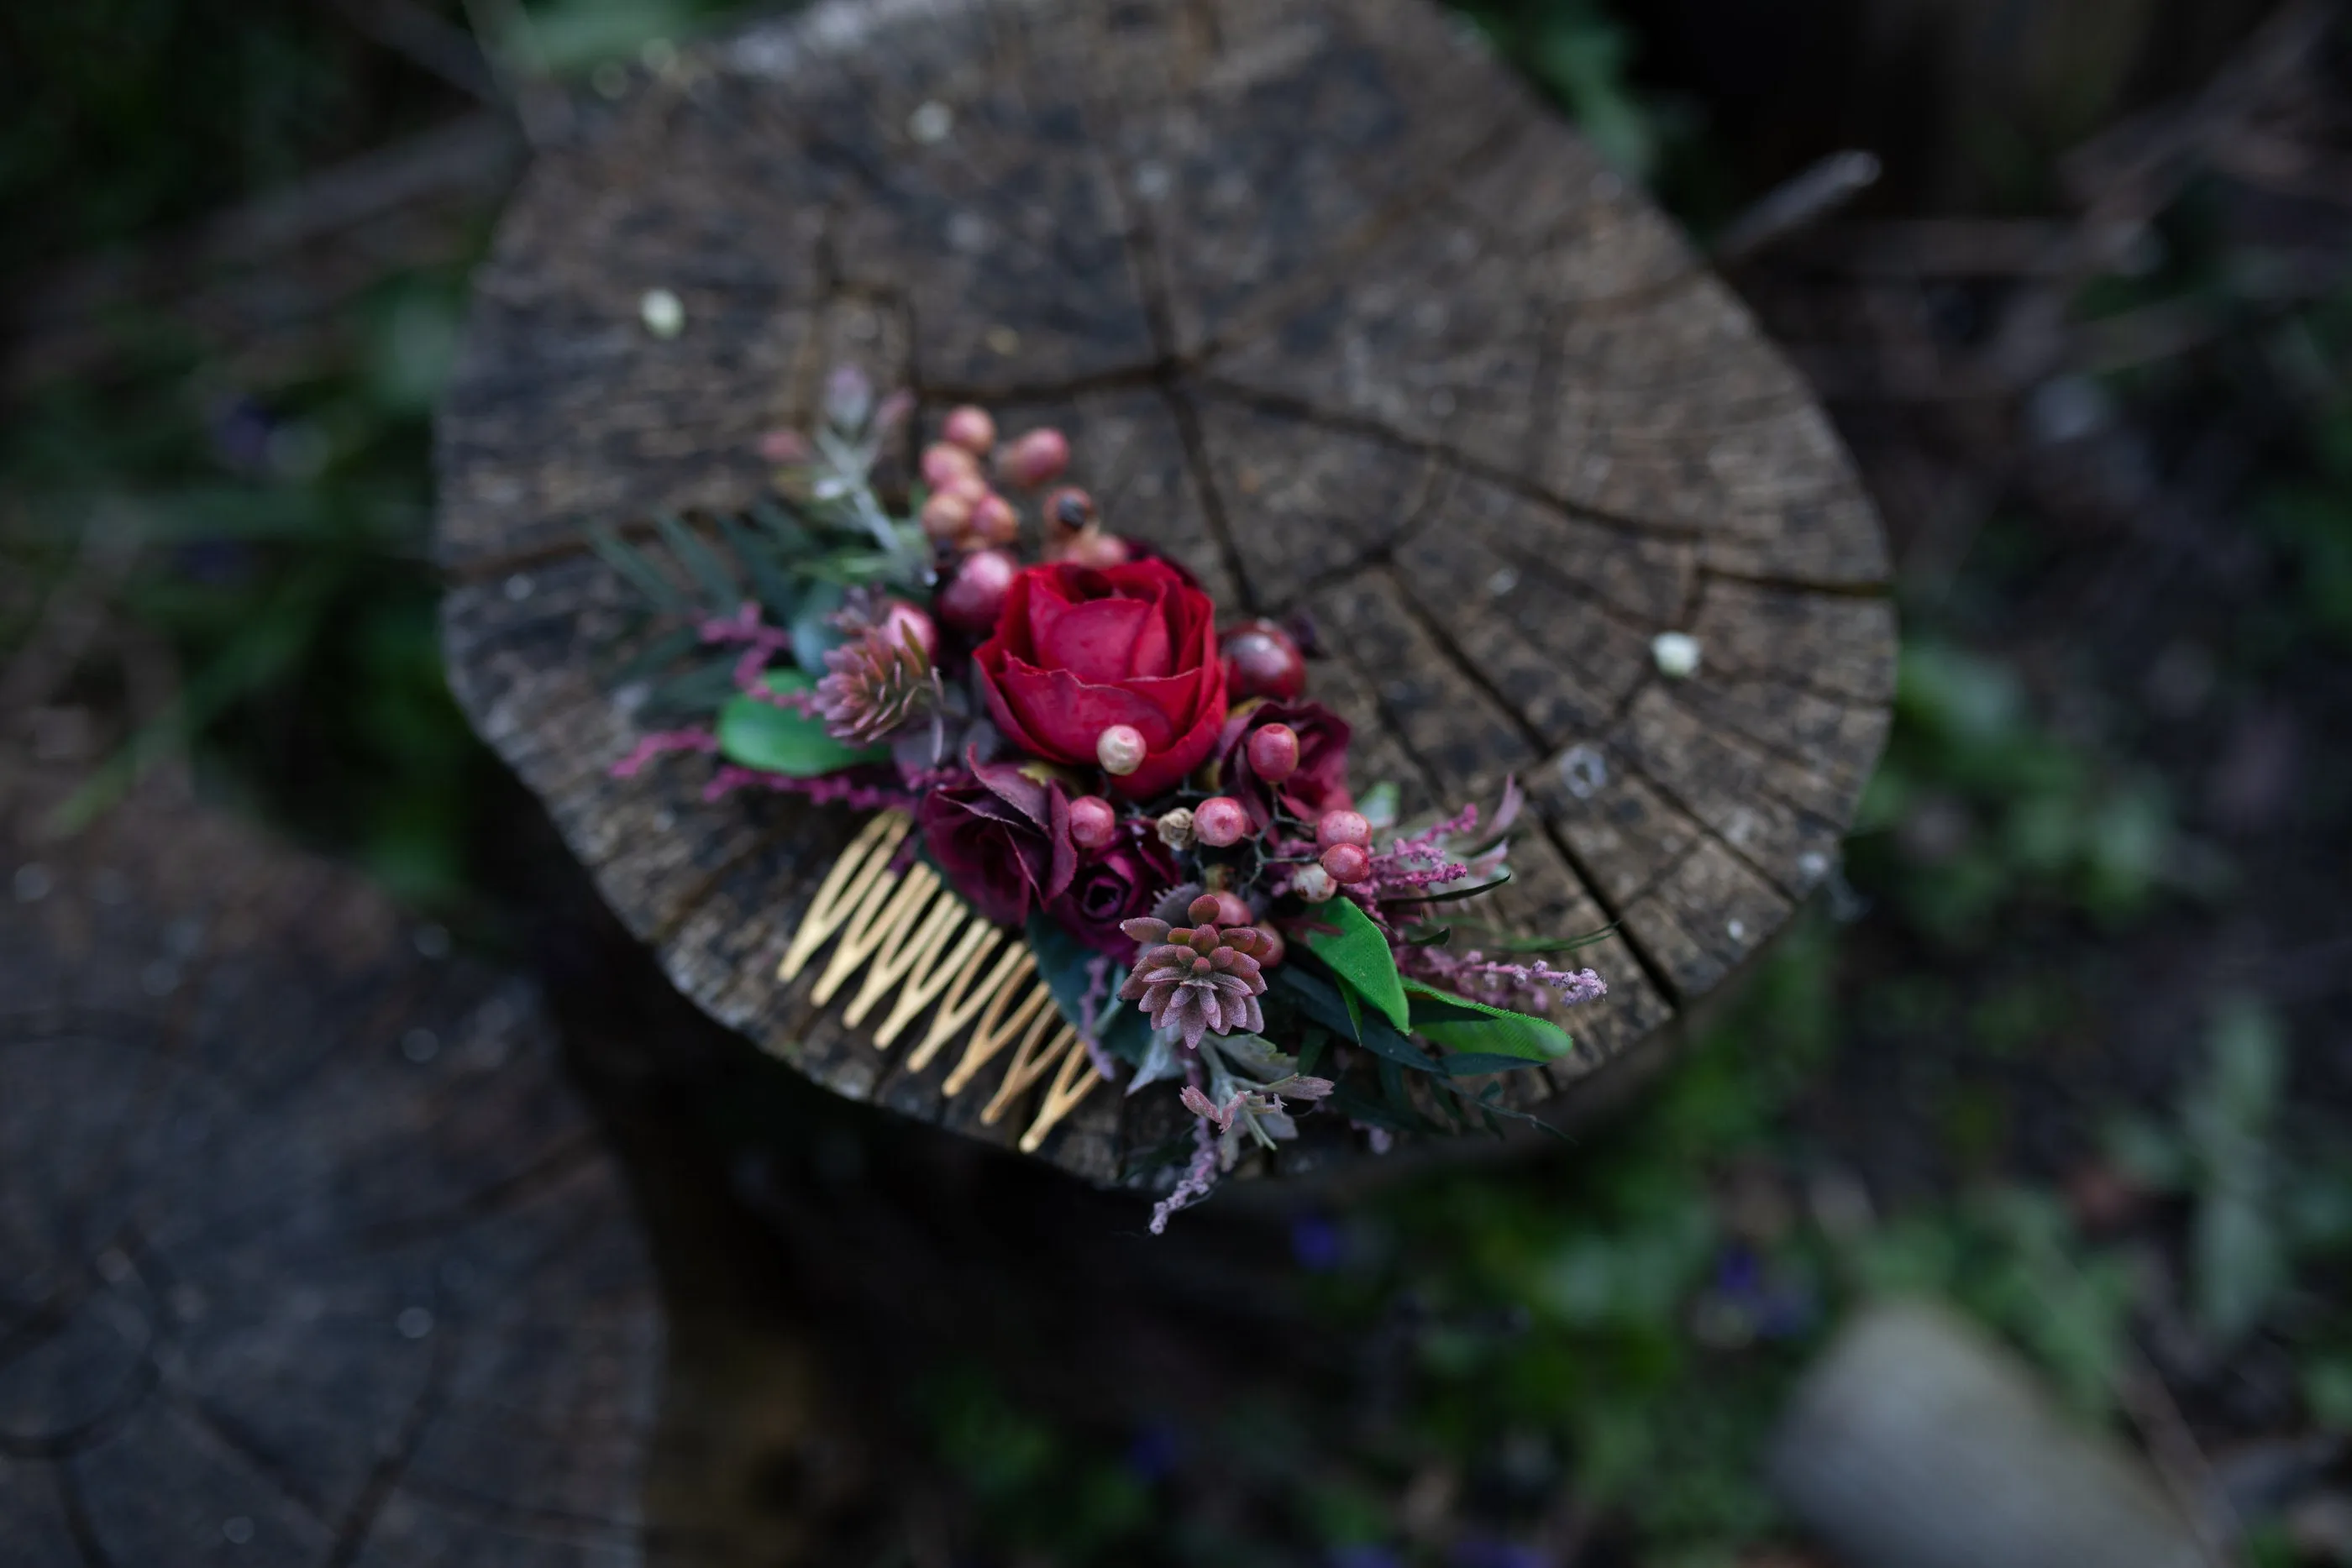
[{"xmin": 925, "ymin": 405, "xmax": 1133, "ymax": 636}]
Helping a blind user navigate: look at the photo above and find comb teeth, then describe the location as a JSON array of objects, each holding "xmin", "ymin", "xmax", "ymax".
[{"xmin": 776, "ymin": 810, "xmax": 1101, "ymax": 1153}]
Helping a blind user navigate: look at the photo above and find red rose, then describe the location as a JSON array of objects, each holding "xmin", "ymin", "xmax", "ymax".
[
  {"xmin": 1212, "ymin": 700, "xmax": 1353, "ymax": 833},
  {"xmin": 973, "ymin": 559, "xmax": 1228, "ymax": 800},
  {"xmin": 918, "ymin": 753, "xmax": 1075, "ymax": 927}
]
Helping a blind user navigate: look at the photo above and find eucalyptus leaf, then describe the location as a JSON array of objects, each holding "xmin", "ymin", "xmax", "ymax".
[
  {"xmin": 715, "ymin": 671, "xmax": 890, "ymax": 776},
  {"xmin": 789, "ymin": 579, "xmax": 847, "ymax": 672},
  {"xmin": 1126, "ymin": 1029, "xmax": 1184, "ymax": 1095},
  {"xmin": 1300, "ymin": 897, "xmax": 1410, "ymax": 1030}
]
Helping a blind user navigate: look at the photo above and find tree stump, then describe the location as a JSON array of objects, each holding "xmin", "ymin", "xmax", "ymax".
[
  {"xmin": 0, "ymin": 768, "xmax": 661, "ymax": 1565},
  {"xmin": 435, "ymin": 0, "xmax": 1895, "ymax": 1186}
]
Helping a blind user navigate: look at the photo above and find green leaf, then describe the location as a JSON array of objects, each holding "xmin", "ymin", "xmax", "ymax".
[
  {"xmin": 1026, "ymin": 915, "xmax": 1155, "ymax": 1067},
  {"xmin": 1300, "ymin": 897, "xmax": 1410, "ymax": 1031},
  {"xmin": 718, "ymin": 512, "xmax": 802, "ymax": 624},
  {"xmin": 654, "ymin": 511, "xmax": 740, "ymax": 606},
  {"xmin": 588, "ymin": 522, "xmax": 683, "ymax": 610},
  {"xmin": 1438, "ymin": 1051, "xmax": 1553, "ymax": 1078},
  {"xmin": 1404, "ymin": 978, "xmax": 1574, "ymax": 1063},
  {"xmin": 715, "ymin": 670, "xmax": 889, "ymax": 776}
]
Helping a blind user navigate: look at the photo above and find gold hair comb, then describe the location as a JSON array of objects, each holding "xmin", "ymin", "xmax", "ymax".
[{"xmin": 776, "ymin": 810, "xmax": 1101, "ymax": 1151}]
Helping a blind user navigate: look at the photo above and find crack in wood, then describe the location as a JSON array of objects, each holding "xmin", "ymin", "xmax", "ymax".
[
  {"xmin": 354, "ymin": 1131, "xmax": 609, "ymax": 1252},
  {"xmin": 322, "ymin": 1309, "xmax": 450, "ymax": 1568}
]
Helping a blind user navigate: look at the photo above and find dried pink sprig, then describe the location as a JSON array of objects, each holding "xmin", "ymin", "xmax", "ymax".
[
  {"xmin": 611, "ymin": 726, "xmax": 719, "ymax": 778},
  {"xmin": 1396, "ymin": 945, "xmax": 1607, "ymax": 1014},
  {"xmin": 699, "ymin": 602, "xmax": 807, "ymax": 709},
  {"xmin": 1149, "ymin": 1116, "xmax": 1221, "ymax": 1235},
  {"xmin": 701, "ymin": 766, "xmax": 917, "ymax": 811}
]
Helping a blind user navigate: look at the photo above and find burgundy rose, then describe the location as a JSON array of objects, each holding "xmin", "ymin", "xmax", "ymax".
[
  {"xmin": 918, "ymin": 752, "xmax": 1074, "ymax": 926},
  {"xmin": 1046, "ymin": 834, "xmax": 1180, "ymax": 958},
  {"xmin": 973, "ymin": 559, "xmax": 1227, "ymax": 800},
  {"xmin": 1213, "ymin": 700, "xmax": 1354, "ymax": 832}
]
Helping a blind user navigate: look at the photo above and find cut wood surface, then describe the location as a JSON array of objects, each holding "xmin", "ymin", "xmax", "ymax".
[
  {"xmin": 434, "ymin": 0, "xmax": 1896, "ymax": 1185},
  {"xmin": 0, "ymin": 768, "xmax": 661, "ymax": 1565}
]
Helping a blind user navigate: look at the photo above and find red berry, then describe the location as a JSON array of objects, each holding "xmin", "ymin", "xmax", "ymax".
[
  {"xmin": 937, "ymin": 548, "xmax": 1016, "ymax": 633},
  {"xmin": 1221, "ymin": 619, "xmax": 1306, "ymax": 701},
  {"xmin": 1320, "ymin": 842, "xmax": 1372, "ymax": 884},
  {"xmin": 1246, "ymin": 722, "xmax": 1299, "ymax": 784},
  {"xmin": 1064, "ymin": 527, "xmax": 1130, "ymax": 568},
  {"xmin": 921, "ymin": 440, "xmax": 979, "ymax": 489},
  {"xmin": 1315, "ymin": 809, "xmax": 1370, "ymax": 849},
  {"xmin": 1210, "ymin": 890, "xmax": 1253, "ymax": 929},
  {"xmin": 879, "ymin": 600, "xmax": 936, "ymax": 658},
  {"xmin": 919, "ymin": 489, "xmax": 973, "ymax": 541},
  {"xmin": 1068, "ymin": 795, "xmax": 1117, "ymax": 851},
  {"xmin": 942, "ymin": 405, "xmax": 995, "ymax": 454},
  {"xmin": 969, "ymin": 491, "xmax": 1020, "ymax": 546},
  {"xmin": 998, "ymin": 427, "xmax": 1070, "ymax": 490},
  {"xmin": 1249, "ymin": 923, "xmax": 1287, "ymax": 968},
  {"xmin": 1194, "ymin": 796, "xmax": 1250, "ymax": 847}
]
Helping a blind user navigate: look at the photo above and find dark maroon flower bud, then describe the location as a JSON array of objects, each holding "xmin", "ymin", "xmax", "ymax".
[
  {"xmin": 942, "ymin": 405, "xmax": 995, "ymax": 454},
  {"xmin": 919, "ymin": 750, "xmax": 1074, "ymax": 927},
  {"xmin": 1194, "ymin": 796, "xmax": 1250, "ymax": 847},
  {"xmin": 1316, "ymin": 809, "xmax": 1370, "ymax": 850},
  {"xmin": 1047, "ymin": 829, "xmax": 1180, "ymax": 957},
  {"xmin": 1068, "ymin": 794, "xmax": 1117, "ymax": 851},
  {"xmin": 938, "ymin": 548, "xmax": 1017, "ymax": 633},
  {"xmin": 1320, "ymin": 842, "xmax": 1371, "ymax": 884},
  {"xmin": 1245, "ymin": 722, "xmax": 1299, "ymax": 784},
  {"xmin": 999, "ymin": 428, "xmax": 1071, "ymax": 490},
  {"xmin": 1221, "ymin": 618, "xmax": 1307, "ymax": 702}
]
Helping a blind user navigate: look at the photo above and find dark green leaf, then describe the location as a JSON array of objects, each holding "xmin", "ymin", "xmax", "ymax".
[
  {"xmin": 1403, "ymin": 922, "xmax": 1453, "ymax": 946},
  {"xmin": 588, "ymin": 522, "xmax": 684, "ymax": 610},
  {"xmin": 1026, "ymin": 915, "xmax": 1155, "ymax": 1067},
  {"xmin": 1296, "ymin": 1025, "xmax": 1329, "ymax": 1077},
  {"xmin": 1326, "ymin": 1084, "xmax": 1426, "ymax": 1135},
  {"xmin": 1438, "ymin": 1051, "xmax": 1553, "ymax": 1077},
  {"xmin": 1300, "ymin": 896, "xmax": 1410, "ymax": 1030},
  {"xmin": 715, "ymin": 670, "xmax": 890, "ymax": 776},
  {"xmin": 654, "ymin": 512, "xmax": 740, "ymax": 606},
  {"xmin": 1399, "ymin": 871, "xmax": 1514, "ymax": 905},
  {"xmin": 749, "ymin": 499, "xmax": 816, "ymax": 555},
  {"xmin": 1271, "ymin": 962, "xmax": 1436, "ymax": 1071},
  {"xmin": 608, "ymin": 623, "xmax": 700, "ymax": 685},
  {"xmin": 643, "ymin": 658, "xmax": 740, "ymax": 718},
  {"xmin": 718, "ymin": 512, "xmax": 802, "ymax": 623}
]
